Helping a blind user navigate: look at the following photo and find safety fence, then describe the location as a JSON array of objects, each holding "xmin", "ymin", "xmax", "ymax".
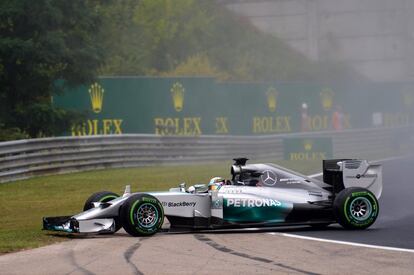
[{"xmin": 0, "ymin": 126, "xmax": 412, "ymax": 183}]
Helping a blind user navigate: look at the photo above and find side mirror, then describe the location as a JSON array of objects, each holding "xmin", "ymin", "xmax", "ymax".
[{"xmin": 179, "ymin": 182, "xmax": 186, "ymax": 192}]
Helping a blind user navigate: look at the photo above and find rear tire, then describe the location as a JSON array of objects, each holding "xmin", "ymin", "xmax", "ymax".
[
  {"xmin": 120, "ymin": 194, "xmax": 164, "ymax": 237},
  {"xmin": 334, "ymin": 187, "xmax": 379, "ymax": 229},
  {"xmin": 83, "ymin": 191, "xmax": 121, "ymax": 233}
]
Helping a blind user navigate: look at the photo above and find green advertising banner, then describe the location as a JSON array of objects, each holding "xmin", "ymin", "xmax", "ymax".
[
  {"xmin": 53, "ymin": 77, "xmax": 414, "ymax": 136},
  {"xmin": 283, "ymin": 138, "xmax": 333, "ymax": 161}
]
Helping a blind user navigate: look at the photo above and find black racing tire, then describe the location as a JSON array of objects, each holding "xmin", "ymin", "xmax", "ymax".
[
  {"xmin": 120, "ymin": 194, "xmax": 164, "ymax": 237},
  {"xmin": 333, "ymin": 187, "xmax": 379, "ymax": 230},
  {"xmin": 83, "ymin": 191, "xmax": 120, "ymax": 211},
  {"xmin": 83, "ymin": 191, "xmax": 122, "ymax": 233}
]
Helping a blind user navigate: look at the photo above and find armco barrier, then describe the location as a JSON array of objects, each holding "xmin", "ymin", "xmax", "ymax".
[{"xmin": 0, "ymin": 126, "xmax": 412, "ymax": 183}]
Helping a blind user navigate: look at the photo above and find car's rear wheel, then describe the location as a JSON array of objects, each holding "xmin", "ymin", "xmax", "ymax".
[
  {"xmin": 120, "ymin": 194, "xmax": 164, "ymax": 237},
  {"xmin": 334, "ymin": 187, "xmax": 379, "ymax": 229},
  {"xmin": 83, "ymin": 191, "xmax": 122, "ymax": 233}
]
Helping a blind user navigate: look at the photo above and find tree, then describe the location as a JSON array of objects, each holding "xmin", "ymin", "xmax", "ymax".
[
  {"xmin": 96, "ymin": 0, "xmax": 145, "ymax": 75},
  {"xmin": 0, "ymin": 0, "xmax": 106, "ymax": 138},
  {"xmin": 100, "ymin": 0, "xmax": 361, "ymax": 82},
  {"xmin": 162, "ymin": 53, "xmax": 223, "ymax": 78}
]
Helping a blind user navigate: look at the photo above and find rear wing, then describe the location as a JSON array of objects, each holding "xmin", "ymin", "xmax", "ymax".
[{"xmin": 323, "ymin": 159, "xmax": 382, "ymax": 199}]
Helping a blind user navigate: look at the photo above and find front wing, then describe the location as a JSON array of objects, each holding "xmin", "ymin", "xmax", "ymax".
[{"xmin": 43, "ymin": 216, "xmax": 116, "ymax": 234}]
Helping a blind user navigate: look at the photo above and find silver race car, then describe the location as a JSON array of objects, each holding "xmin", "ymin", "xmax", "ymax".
[{"xmin": 43, "ymin": 158, "xmax": 382, "ymax": 236}]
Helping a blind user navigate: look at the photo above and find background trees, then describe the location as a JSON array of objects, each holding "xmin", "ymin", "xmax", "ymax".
[
  {"xmin": 99, "ymin": 0, "xmax": 320, "ymax": 81},
  {"xmin": 0, "ymin": 0, "xmax": 357, "ymax": 140},
  {"xmin": 0, "ymin": 0, "xmax": 105, "ymax": 139}
]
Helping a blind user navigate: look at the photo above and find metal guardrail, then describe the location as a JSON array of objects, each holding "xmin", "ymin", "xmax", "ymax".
[{"xmin": 0, "ymin": 126, "xmax": 412, "ymax": 183}]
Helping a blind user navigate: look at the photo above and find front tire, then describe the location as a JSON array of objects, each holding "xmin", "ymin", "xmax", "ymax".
[
  {"xmin": 334, "ymin": 187, "xmax": 379, "ymax": 229},
  {"xmin": 83, "ymin": 191, "xmax": 120, "ymax": 211},
  {"xmin": 83, "ymin": 191, "xmax": 122, "ymax": 233},
  {"xmin": 120, "ymin": 194, "xmax": 164, "ymax": 237}
]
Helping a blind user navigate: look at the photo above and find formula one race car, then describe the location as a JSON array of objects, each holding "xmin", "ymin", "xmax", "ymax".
[{"xmin": 43, "ymin": 158, "xmax": 382, "ymax": 236}]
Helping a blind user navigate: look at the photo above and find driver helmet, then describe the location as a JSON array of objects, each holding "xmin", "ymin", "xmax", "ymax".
[{"xmin": 208, "ymin": 177, "xmax": 225, "ymax": 191}]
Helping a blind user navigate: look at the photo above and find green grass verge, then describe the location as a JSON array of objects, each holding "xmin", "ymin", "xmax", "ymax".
[{"xmin": 0, "ymin": 160, "xmax": 320, "ymax": 253}]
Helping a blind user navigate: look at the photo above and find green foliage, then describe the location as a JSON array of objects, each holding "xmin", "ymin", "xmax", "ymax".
[
  {"xmin": 0, "ymin": 0, "xmax": 106, "ymax": 138},
  {"xmin": 162, "ymin": 53, "xmax": 223, "ymax": 78},
  {"xmin": 0, "ymin": 123, "xmax": 28, "ymax": 141},
  {"xmin": 132, "ymin": 0, "xmax": 216, "ymax": 72},
  {"xmin": 0, "ymin": 0, "xmax": 360, "ymax": 140},
  {"xmin": 96, "ymin": 0, "xmax": 144, "ymax": 75},
  {"xmin": 99, "ymin": 0, "xmax": 324, "ymax": 81},
  {"xmin": 14, "ymin": 103, "xmax": 86, "ymax": 137}
]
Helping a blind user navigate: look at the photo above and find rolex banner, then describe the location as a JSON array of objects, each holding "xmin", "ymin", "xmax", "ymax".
[
  {"xmin": 52, "ymin": 77, "xmax": 414, "ymax": 136},
  {"xmin": 283, "ymin": 138, "xmax": 333, "ymax": 161}
]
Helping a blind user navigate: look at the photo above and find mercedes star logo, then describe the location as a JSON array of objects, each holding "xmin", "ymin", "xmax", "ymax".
[{"xmin": 261, "ymin": 170, "xmax": 277, "ymax": 186}]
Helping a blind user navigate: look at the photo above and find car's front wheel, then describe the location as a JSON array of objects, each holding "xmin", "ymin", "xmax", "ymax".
[
  {"xmin": 334, "ymin": 187, "xmax": 379, "ymax": 229},
  {"xmin": 83, "ymin": 191, "xmax": 119, "ymax": 211},
  {"xmin": 120, "ymin": 194, "xmax": 164, "ymax": 237},
  {"xmin": 83, "ymin": 191, "xmax": 122, "ymax": 233}
]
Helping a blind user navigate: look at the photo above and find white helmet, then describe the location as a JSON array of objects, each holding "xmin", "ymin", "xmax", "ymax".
[{"xmin": 187, "ymin": 185, "xmax": 196, "ymax": 193}]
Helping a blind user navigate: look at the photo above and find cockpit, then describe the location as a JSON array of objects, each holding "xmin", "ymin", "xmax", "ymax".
[{"xmin": 230, "ymin": 158, "xmax": 312, "ymax": 187}]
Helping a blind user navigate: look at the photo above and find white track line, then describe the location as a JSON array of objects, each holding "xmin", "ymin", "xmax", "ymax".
[{"xmin": 268, "ymin": 232, "xmax": 414, "ymax": 253}]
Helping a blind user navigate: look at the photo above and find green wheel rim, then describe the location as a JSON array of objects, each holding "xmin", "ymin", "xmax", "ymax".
[{"xmin": 349, "ymin": 197, "xmax": 372, "ymax": 221}]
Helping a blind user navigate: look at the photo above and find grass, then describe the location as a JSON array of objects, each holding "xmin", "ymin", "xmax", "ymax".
[{"xmin": 0, "ymin": 159, "xmax": 321, "ymax": 253}]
